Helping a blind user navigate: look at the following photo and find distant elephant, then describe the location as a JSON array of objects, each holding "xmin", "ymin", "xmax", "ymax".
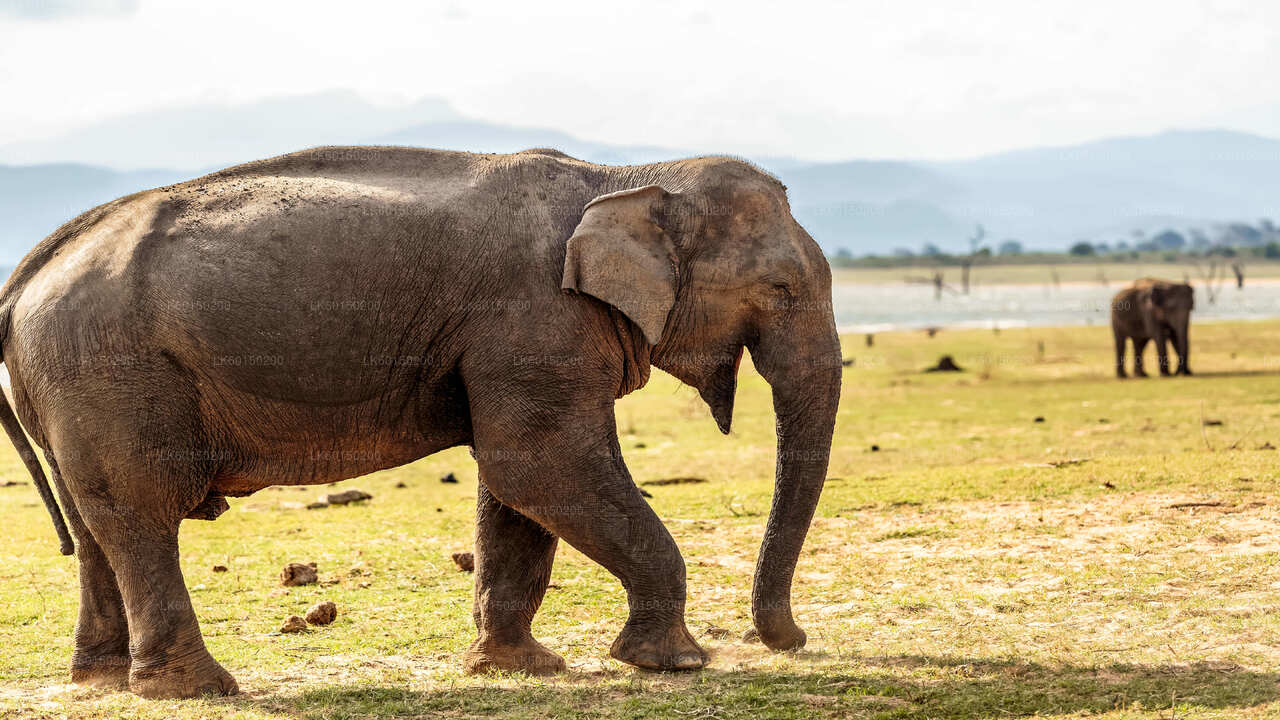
[
  {"xmin": 1111, "ymin": 278, "xmax": 1194, "ymax": 377},
  {"xmin": 0, "ymin": 147, "xmax": 840, "ymax": 698}
]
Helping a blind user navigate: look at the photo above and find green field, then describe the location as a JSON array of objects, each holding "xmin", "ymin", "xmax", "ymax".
[{"xmin": 5, "ymin": 321, "xmax": 1280, "ymax": 718}]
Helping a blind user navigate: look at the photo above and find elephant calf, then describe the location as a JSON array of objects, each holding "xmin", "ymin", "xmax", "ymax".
[
  {"xmin": 0, "ymin": 147, "xmax": 841, "ymax": 698},
  {"xmin": 1110, "ymin": 277, "xmax": 1194, "ymax": 377}
]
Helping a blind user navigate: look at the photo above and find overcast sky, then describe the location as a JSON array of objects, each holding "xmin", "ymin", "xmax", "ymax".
[{"xmin": 2, "ymin": 0, "xmax": 1278, "ymax": 161}]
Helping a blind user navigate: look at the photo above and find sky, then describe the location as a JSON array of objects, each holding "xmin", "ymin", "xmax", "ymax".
[{"xmin": 1, "ymin": 0, "xmax": 1278, "ymax": 161}]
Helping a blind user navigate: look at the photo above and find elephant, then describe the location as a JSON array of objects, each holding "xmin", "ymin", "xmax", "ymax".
[
  {"xmin": 1110, "ymin": 277, "xmax": 1194, "ymax": 378},
  {"xmin": 0, "ymin": 146, "xmax": 841, "ymax": 698}
]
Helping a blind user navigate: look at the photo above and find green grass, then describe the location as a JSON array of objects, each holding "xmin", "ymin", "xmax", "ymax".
[{"xmin": 6, "ymin": 320, "xmax": 1280, "ymax": 717}]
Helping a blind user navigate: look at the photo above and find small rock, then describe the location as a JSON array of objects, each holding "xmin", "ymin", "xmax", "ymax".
[
  {"xmin": 211, "ymin": 565, "xmax": 228, "ymax": 573},
  {"xmin": 306, "ymin": 501, "xmax": 329, "ymax": 510},
  {"xmin": 358, "ymin": 581, "xmax": 371, "ymax": 588},
  {"xmin": 280, "ymin": 615, "xmax": 307, "ymax": 633},
  {"xmin": 634, "ymin": 443, "xmax": 647, "ymax": 449},
  {"xmin": 870, "ymin": 444, "xmax": 880, "ymax": 452},
  {"xmin": 305, "ymin": 601, "xmax": 337, "ymax": 626},
  {"xmin": 1203, "ymin": 419, "xmax": 1224, "ymax": 427},
  {"xmin": 925, "ymin": 355, "xmax": 962, "ymax": 372},
  {"xmin": 1259, "ymin": 442, "xmax": 1276, "ymax": 450},
  {"xmin": 452, "ymin": 552, "xmax": 475, "ymax": 572},
  {"xmin": 440, "ymin": 472, "xmax": 459, "ymax": 484},
  {"xmin": 280, "ymin": 562, "xmax": 318, "ymax": 586},
  {"xmin": 321, "ymin": 489, "xmax": 372, "ymax": 505},
  {"xmin": 1102, "ymin": 481, "xmax": 1116, "ymax": 489},
  {"xmin": 1034, "ymin": 416, "xmax": 1045, "ymax": 423},
  {"xmin": 394, "ymin": 481, "xmax": 408, "ymax": 488}
]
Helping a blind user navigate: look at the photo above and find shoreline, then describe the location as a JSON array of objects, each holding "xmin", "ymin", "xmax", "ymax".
[{"xmin": 837, "ymin": 314, "xmax": 1280, "ymax": 335}]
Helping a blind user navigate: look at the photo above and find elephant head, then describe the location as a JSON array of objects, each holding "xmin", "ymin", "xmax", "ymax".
[
  {"xmin": 562, "ymin": 159, "xmax": 841, "ymax": 651},
  {"xmin": 1147, "ymin": 281, "xmax": 1194, "ymax": 325},
  {"xmin": 1141, "ymin": 280, "xmax": 1193, "ymax": 341}
]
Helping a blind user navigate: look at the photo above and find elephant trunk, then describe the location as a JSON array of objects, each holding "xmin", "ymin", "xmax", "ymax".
[{"xmin": 748, "ymin": 320, "xmax": 841, "ymax": 651}]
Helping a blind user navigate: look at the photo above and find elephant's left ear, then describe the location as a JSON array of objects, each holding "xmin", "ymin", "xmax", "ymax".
[{"xmin": 561, "ymin": 185, "xmax": 678, "ymax": 345}]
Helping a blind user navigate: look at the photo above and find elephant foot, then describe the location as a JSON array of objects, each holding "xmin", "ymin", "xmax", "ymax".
[
  {"xmin": 754, "ymin": 617, "xmax": 808, "ymax": 652},
  {"xmin": 70, "ymin": 654, "xmax": 131, "ymax": 690},
  {"xmin": 1134, "ymin": 369, "xmax": 1149, "ymax": 378},
  {"xmin": 464, "ymin": 634, "xmax": 566, "ymax": 675},
  {"xmin": 610, "ymin": 621, "xmax": 708, "ymax": 671},
  {"xmin": 1181, "ymin": 368, "xmax": 1193, "ymax": 376},
  {"xmin": 1115, "ymin": 371, "xmax": 1127, "ymax": 379},
  {"xmin": 129, "ymin": 651, "xmax": 238, "ymax": 699}
]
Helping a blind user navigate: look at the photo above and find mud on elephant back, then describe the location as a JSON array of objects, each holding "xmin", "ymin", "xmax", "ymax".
[{"xmin": 0, "ymin": 146, "xmax": 841, "ymax": 698}]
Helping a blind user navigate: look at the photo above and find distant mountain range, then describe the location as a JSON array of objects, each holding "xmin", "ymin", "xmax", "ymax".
[{"xmin": 1, "ymin": 91, "xmax": 1277, "ymax": 262}]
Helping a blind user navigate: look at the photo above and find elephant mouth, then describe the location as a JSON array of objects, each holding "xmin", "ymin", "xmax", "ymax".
[{"xmin": 700, "ymin": 345, "xmax": 744, "ymax": 434}]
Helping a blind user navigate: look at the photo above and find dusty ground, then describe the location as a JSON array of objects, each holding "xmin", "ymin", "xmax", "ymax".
[{"xmin": 3, "ymin": 321, "xmax": 1280, "ymax": 718}]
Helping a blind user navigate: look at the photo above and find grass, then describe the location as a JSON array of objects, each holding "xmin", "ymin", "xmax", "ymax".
[{"xmin": 5, "ymin": 319, "xmax": 1280, "ymax": 717}]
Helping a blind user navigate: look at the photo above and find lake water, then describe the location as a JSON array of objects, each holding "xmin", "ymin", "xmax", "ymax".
[{"xmin": 832, "ymin": 280, "xmax": 1280, "ymax": 332}]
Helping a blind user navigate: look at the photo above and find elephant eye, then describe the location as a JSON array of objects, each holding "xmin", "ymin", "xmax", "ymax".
[{"xmin": 767, "ymin": 282, "xmax": 794, "ymax": 311}]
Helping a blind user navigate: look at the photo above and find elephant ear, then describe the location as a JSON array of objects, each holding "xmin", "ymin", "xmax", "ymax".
[{"xmin": 561, "ymin": 185, "xmax": 678, "ymax": 345}]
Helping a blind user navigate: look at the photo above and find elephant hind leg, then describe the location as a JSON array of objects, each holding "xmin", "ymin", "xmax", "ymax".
[
  {"xmin": 46, "ymin": 386, "xmax": 238, "ymax": 699},
  {"xmin": 464, "ymin": 480, "xmax": 565, "ymax": 676},
  {"xmin": 65, "ymin": 471, "xmax": 238, "ymax": 698},
  {"xmin": 1112, "ymin": 328, "xmax": 1128, "ymax": 378},
  {"xmin": 51, "ymin": 456, "xmax": 132, "ymax": 689}
]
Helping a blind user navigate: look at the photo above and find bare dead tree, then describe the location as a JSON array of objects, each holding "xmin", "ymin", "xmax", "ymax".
[{"xmin": 1188, "ymin": 258, "xmax": 1226, "ymax": 304}]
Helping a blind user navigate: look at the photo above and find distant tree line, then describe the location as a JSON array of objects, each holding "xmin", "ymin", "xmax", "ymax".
[{"xmin": 829, "ymin": 218, "xmax": 1280, "ymax": 267}]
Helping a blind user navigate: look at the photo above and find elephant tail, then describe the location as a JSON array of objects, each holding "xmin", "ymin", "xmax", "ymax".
[{"xmin": 0, "ymin": 308, "xmax": 74, "ymax": 556}]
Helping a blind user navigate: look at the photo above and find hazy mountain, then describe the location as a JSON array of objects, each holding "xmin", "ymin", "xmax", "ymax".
[
  {"xmin": 0, "ymin": 90, "xmax": 459, "ymax": 170},
  {"xmin": 926, "ymin": 130, "xmax": 1280, "ymax": 250},
  {"xmin": 0, "ymin": 164, "xmax": 187, "ymax": 262},
  {"xmin": 376, "ymin": 121, "xmax": 683, "ymax": 166},
  {"xmin": 1, "ymin": 92, "xmax": 1278, "ymax": 261}
]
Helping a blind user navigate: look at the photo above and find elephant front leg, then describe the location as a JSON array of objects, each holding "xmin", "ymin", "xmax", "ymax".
[
  {"xmin": 1175, "ymin": 328, "xmax": 1192, "ymax": 375},
  {"xmin": 470, "ymin": 394, "xmax": 707, "ymax": 672},
  {"xmin": 464, "ymin": 479, "xmax": 566, "ymax": 675},
  {"xmin": 1156, "ymin": 331, "xmax": 1173, "ymax": 376},
  {"xmin": 1132, "ymin": 337, "xmax": 1150, "ymax": 377}
]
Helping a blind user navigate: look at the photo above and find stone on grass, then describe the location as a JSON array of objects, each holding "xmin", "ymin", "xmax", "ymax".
[
  {"xmin": 321, "ymin": 489, "xmax": 372, "ymax": 505},
  {"xmin": 280, "ymin": 615, "xmax": 307, "ymax": 633},
  {"xmin": 452, "ymin": 552, "xmax": 475, "ymax": 572},
  {"xmin": 305, "ymin": 600, "xmax": 338, "ymax": 626},
  {"xmin": 280, "ymin": 562, "xmax": 318, "ymax": 586}
]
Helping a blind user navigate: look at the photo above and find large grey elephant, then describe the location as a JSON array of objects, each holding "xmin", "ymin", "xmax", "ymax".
[
  {"xmin": 1110, "ymin": 277, "xmax": 1193, "ymax": 377},
  {"xmin": 0, "ymin": 147, "xmax": 841, "ymax": 698}
]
